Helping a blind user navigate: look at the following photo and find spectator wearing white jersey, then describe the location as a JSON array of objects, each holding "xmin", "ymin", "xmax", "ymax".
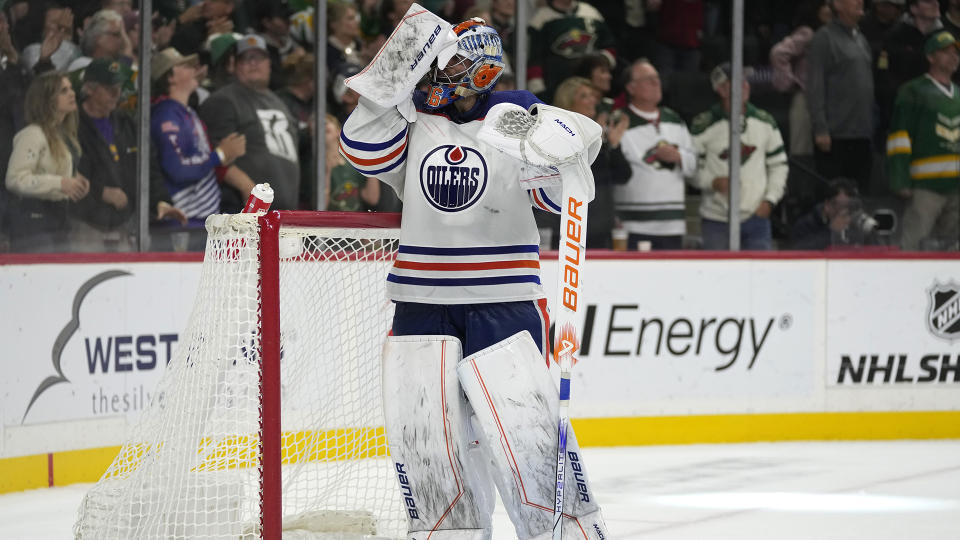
[
  {"xmin": 691, "ymin": 62, "xmax": 789, "ymax": 250},
  {"xmin": 615, "ymin": 59, "xmax": 697, "ymax": 250}
]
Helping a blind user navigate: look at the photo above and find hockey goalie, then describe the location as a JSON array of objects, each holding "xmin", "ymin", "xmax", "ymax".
[{"xmin": 340, "ymin": 6, "xmax": 610, "ymax": 539}]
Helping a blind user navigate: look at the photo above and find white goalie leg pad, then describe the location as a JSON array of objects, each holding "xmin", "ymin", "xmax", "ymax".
[
  {"xmin": 382, "ymin": 335, "xmax": 495, "ymax": 540},
  {"xmin": 456, "ymin": 331, "xmax": 610, "ymax": 540}
]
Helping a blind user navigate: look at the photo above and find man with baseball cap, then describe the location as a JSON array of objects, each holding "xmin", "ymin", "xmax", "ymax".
[
  {"xmin": 70, "ymin": 57, "xmax": 139, "ymax": 251},
  {"xmin": 887, "ymin": 30, "xmax": 960, "ymax": 250},
  {"xmin": 690, "ymin": 62, "xmax": 789, "ymax": 250},
  {"xmin": 199, "ymin": 34, "xmax": 300, "ymax": 212}
]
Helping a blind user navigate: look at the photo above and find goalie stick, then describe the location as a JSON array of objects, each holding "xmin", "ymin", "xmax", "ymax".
[{"xmin": 551, "ymin": 158, "xmax": 591, "ymax": 540}]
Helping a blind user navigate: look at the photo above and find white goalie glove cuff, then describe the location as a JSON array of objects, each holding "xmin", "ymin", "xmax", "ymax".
[{"xmin": 345, "ymin": 4, "xmax": 458, "ymax": 117}]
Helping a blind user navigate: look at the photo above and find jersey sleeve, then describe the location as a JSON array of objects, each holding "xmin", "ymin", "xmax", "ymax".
[
  {"xmin": 528, "ymin": 186, "xmax": 563, "ymax": 214},
  {"xmin": 678, "ymin": 121, "xmax": 698, "ymax": 179},
  {"xmin": 339, "ymin": 96, "xmax": 409, "ymax": 199},
  {"xmin": 526, "ymin": 11, "xmax": 548, "ymax": 96},
  {"xmin": 763, "ymin": 124, "xmax": 789, "ymax": 204},
  {"xmin": 886, "ymin": 85, "xmax": 915, "ymax": 193},
  {"xmin": 521, "ymin": 164, "xmax": 563, "ymax": 214}
]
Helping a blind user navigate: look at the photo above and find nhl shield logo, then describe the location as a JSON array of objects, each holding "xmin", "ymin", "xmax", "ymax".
[
  {"xmin": 419, "ymin": 145, "xmax": 488, "ymax": 212},
  {"xmin": 927, "ymin": 282, "xmax": 960, "ymax": 341}
]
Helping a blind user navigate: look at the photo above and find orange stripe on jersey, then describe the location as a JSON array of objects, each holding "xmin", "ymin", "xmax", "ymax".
[
  {"xmin": 339, "ymin": 138, "xmax": 407, "ymax": 166},
  {"xmin": 530, "ymin": 189, "xmax": 549, "ymax": 211},
  {"xmin": 393, "ymin": 259, "xmax": 541, "ymax": 271}
]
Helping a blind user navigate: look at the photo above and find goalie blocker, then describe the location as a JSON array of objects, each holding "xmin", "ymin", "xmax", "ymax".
[{"xmin": 383, "ymin": 332, "xmax": 609, "ymax": 540}]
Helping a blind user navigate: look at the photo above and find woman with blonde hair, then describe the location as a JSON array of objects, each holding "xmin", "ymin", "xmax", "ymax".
[
  {"xmin": 552, "ymin": 76, "xmax": 599, "ymax": 118},
  {"xmin": 5, "ymin": 71, "xmax": 89, "ymax": 252},
  {"xmin": 549, "ymin": 76, "xmax": 631, "ymax": 248}
]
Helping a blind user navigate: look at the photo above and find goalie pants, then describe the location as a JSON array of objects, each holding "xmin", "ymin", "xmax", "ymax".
[{"xmin": 392, "ymin": 300, "xmax": 551, "ymax": 360}]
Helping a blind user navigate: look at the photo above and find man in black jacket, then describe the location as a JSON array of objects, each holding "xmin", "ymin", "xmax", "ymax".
[{"xmin": 72, "ymin": 57, "xmax": 138, "ymax": 251}]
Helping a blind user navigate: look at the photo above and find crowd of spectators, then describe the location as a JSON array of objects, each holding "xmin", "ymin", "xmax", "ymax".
[{"xmin": 0, "ymin": 0, "xmax": 957, "ymax": 253}]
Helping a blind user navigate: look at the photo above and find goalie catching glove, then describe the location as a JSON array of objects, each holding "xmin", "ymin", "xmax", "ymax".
[{"xmin": 477, "ymin": 103, "xmax": 603, "ymax": 201}]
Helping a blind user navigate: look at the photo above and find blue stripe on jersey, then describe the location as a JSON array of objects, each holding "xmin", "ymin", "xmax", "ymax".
[
  {"xmin": 398, "ymin": 244, "xmax": 540, "ymax": 256},
  {"xmin": 340, "ymin": 126, "xmax": 407, "ymax": 152},
  {"xmin": 413, "ymin": 89, "xmax": 542, "ymax": 123},
  {"xmin": 387, "ymin": 274, "xmax": 542, "ymax": 287},
  {"xmin": 539, "ymin": 188, "xmax": 562, "ymax": 212}
]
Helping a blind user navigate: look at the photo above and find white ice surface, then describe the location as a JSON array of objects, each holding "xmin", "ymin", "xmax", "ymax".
[{"xmin": 2, "ymin": 440, "xmax": 959, "ymax": 539}]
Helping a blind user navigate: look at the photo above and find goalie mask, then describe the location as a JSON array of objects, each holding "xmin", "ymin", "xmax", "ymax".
[{"xmin": 424, "ymin": 18, "xmax": 505, "ymax": 109}]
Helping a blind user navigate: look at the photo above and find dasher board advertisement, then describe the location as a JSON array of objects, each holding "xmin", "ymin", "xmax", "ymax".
[
  {"xmin": 539, "ymin": 259, "xmax": 821, "ymax": 417},
  {"xmin": 1, "ymin": 258, "xmax": 820, "ymax": 428},
  {"xmin": 826, "ymin": 261, "xmax": 960, "ymax": 387},
  {"xmin": 0, "ymin": 263, "xmax": 199, "ymax": 428}
]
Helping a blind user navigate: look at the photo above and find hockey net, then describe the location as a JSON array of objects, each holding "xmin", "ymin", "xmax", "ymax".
[{"xmin": 74, "ymin": 211, "xmax": 406, "ymax": 539}]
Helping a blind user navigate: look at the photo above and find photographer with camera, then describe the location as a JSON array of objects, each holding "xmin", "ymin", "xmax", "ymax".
[
  {"xmin": 791, "ymin": 178, "xmax": 880, "ymax": 249},
  {"xmin": 887, "ymin": 30, "xmax": 960, "ymax": 251}
]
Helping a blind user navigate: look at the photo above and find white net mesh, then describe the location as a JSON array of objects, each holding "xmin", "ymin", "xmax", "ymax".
[{"xmin": 74, "ymin": 213, "xmax": 405, "ymax": 539}]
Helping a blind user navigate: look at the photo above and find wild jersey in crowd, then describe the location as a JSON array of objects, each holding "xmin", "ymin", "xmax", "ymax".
[
  {"xmin": 340, "ymin": 89, "xmax": 564, "ymax": 305},
  {"xmin": 615, "ymin": 105, "xmax": 696, "ymax": 237},
  {"xmin": 691, "ymin": 103, "xmax": 788, "ymax": 223},
  {"xmin": 887, "ymin": 74, "xmax": 960, "ymax": 194}
]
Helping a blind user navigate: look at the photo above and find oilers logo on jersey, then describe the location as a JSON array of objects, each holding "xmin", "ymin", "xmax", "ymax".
[{"xmin": 419, "ymin": 145, "xmax": 488, "ymax": 212}]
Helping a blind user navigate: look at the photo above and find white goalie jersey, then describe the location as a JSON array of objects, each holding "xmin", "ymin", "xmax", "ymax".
[{"xmin": 340, "ymin": 91, "xmax": 563, "ymax": 305}]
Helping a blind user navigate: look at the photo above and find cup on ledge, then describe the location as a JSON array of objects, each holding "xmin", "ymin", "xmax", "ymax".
[
  {"xmin": 612, "ymin": 228, "xmax": 628, "ymax": 251},
  {"xmin": 171, "ymin": 231, "xmax": 190, "ymax": 252},
  {"xmin": 636, "ymin": 240, "xmax": 652, "ymax": 252}
]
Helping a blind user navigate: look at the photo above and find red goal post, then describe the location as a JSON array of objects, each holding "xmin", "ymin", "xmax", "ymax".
[
  {"xmin": 259, "ymin": 211, "xmax": 402, "ymax": 539},
  {"xmin": 75, "ymin": 211, "xmax": 405, "ymax": 540}
]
